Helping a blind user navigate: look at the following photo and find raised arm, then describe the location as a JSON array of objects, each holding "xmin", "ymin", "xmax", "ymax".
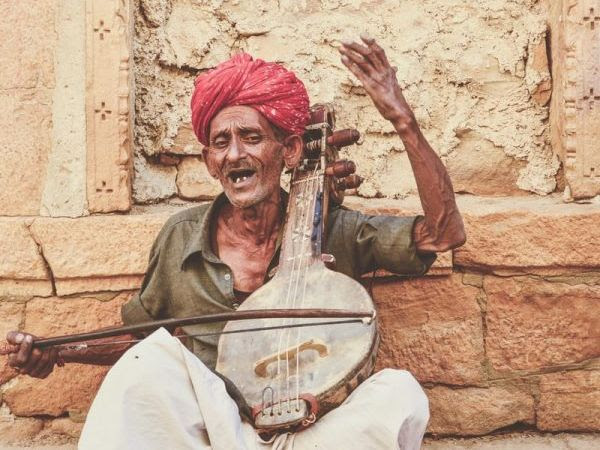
[{"xmin": 339, "ymin": 36, "xmax": 466, "ymax": 253}]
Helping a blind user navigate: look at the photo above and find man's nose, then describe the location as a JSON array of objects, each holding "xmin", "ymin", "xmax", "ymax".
[{"xmin": 225, "ymin": 136, "xmax": 245, "ymax": 162}]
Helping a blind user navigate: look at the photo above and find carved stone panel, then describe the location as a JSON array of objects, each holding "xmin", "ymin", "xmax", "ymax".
[
  {"xmin": 86, "ymin": 0, "xmax": 133, "ymax": 212},
  {"xmin": 556, "ymin": 0, "xmax": 600, "ymax": 199}
]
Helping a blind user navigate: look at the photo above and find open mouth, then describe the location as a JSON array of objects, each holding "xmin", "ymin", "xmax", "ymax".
[{"xmin": 227, "ymin": 168, "xmax": 257, "ymax": 185}]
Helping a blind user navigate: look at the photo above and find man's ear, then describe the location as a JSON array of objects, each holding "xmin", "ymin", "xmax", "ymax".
[
  {"xmin": 202, "ymin": 147, "xmax": 219, "ymax": 179},
  {"xmin": 281, "ymin": 134, "xmax": 303, "ymax": 169}
]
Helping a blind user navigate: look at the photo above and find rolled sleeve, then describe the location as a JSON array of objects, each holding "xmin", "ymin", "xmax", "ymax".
[
  {"xmin": 121, "ymin": 292, "xmax": 155, "ymax": 325},
  {"xmin": 327, "ymin": 207, "xmax": 436, "ymax": 277},
  {"xmin": 363, "ymin": 215, "xmax": 436, "ymax": 276}
]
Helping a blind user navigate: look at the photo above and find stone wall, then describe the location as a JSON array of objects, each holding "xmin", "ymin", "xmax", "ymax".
[
  {"xmin": 0, "ymin": 0, "xmax": 599, "ymax": 446},
  {"xmin": 133, "ymin": 0, "xmax": 559, "ymax": 203}
]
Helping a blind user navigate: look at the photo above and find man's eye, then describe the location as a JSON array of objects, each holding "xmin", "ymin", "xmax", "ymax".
[
  {"xmin": 244, "ymin": 135, "xmax": 262, "ymax": 144},
  {"xmin": 213, "ymin": 140, "xmax": 228, "ymax": 149}
]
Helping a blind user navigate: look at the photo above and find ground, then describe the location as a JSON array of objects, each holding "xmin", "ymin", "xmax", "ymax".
[{"xmin": 0, "ymin": 433, "xmax": 598, "ymax": 449}]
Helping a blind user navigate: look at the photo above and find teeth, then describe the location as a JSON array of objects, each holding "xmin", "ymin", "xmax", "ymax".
[{"xmin": 232, "ymin": 175, "xmax": 250, "ymax": 184}]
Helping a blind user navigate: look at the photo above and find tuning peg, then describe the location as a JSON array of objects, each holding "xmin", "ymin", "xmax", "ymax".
[
  {"xmin": 325, "ymin": 160, "xmax": 356, "ymax": 177},
  {"xmin": 326, "ymin": 129, "xmax": 360, "ymax": 148},
  {"xmin": 337, "ymin": 174, "xmax": 363, "ymax": 190},
  {"xmin": 304, "ymin": 129, "xmax": 361, "ymax": 157}
]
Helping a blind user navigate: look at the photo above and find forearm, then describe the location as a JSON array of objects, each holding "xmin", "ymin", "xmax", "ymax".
[
  {"xmin": 60, "ymin": 334, "xmax": 137, "ymax": 366},
  {"xmin": 337, "ymin": 36, "xmax": 465, "ymax": 251},
  {"xmin": 392, "ymin": 115, "xmax": 466, "ymax": 252}
]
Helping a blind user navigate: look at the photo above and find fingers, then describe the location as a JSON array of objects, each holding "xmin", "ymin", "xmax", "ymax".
[
  {"xmin": 4, "ymin": 332, "xmax": 59, "ymax": 378},
  {"xmin": 27, "ymin": 349, "xmax": 46, "ymax": 377},
  {"xmin": 340, "ymin": 54, "xmax": 369, "ymax": 85},
  {"xmin": 6, "ymin": 331, "xmax": 24, "ymax": 345},
  {"xmin": 339, "ymin": 42, "xmax": 376, "ymax": 77},
  {"xmin": 21, "ymin": 347, "xmax": 42, "ymax": 375},
  {"xmin": 30, "ymin": 348, "xmax": 57, "ymax": 379},
  {"xmin": 360, "ymin": 34, "xmax": 391, "ymax": 68},
  {"xmin": 8, "ymin": 334, "xmax": 33, "ymax": 368},
  {"xmin": 340, "ymin": 35, "xmax": 391, "ymax": 74}
]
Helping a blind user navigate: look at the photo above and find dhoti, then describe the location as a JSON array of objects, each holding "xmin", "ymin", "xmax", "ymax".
[{"xmin": 79, "ymin": 328, "xmax": 429, "ymax": 449}]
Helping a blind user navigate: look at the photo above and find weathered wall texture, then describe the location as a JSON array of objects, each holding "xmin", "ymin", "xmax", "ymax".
[
  {"xmin": 550, "ymin": 0, "xmax": 600, "ymax": 200},
  {"xmin": 132, "ymin": 0, "xmax": 559, "ymax": 203},
  {"xmin": 1, "ymin": 0, "xmax": 599, "ymax": 446}
]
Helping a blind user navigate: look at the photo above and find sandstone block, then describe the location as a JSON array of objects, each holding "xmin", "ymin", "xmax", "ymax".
[
  {"xmin": 0, "ymin": 280, "xmax": 53, "ymax": 297},
  {"xmin": 452, "ymin": 199, "xmax": 600, "ymax": 272},
  {"xmin": 0, "ymin": 414, "xmax": 44, "ymax": 445},
  {"xmin": 3, "ymin": 364, "xmax": 110, "ymax": 417},
  {"xmin": 373, "ymin": 275, "xmax": 485, "ymax": 384},
  {"xmin": 176, "ymin": 156, "xmax": 222, "ymax": 200},
  {"xmin": 485, "ymin": 277, "xmax": 600, "ymax": 372},
  {"xmin": 56, "ymin": 275, "xmax": 145, "ymax": 297},
  {"xmin": 0, "ymin": 356, "xmax": 16, "ymax": 386},
  {"xmin": 23, "ymin": 293, "xmax": 130, "ymax": 337},
  {"xmin": 161, "ymin": 1, "xmax": 233, "ymax": 69},
  {"xmin": 446, "ymin": 131, "xmax": 526, "ymax": 196},
  {"xmin": 0, "ymin": 220, "xmax": 49, "ymax": 280},
  {"xmin": 3, "ymin": 294, "xmax": 129, "ymax": 417},
  {"xmin": 29, "ymin": 215, "xmax": 169, "ymax": 295},
  {"xmin": 86, "ymin": 0, "xmax": 133, "ymax": 213},
  {"xmin": 0, "ymin": 301, "xmax": 25, "ymax": 339},
  {"xmin": 171, "ymin": 123, "xmax": 203, "ymax": 155},
  {"xmin": 39, "ymin": 416, "xmax": 84, "ymax": 439},
  {"xmin": 0, "ymin": 0, "xmax": 56, "ymax": 90},
  {"xmin": 537, "ymin": 370, "xmax": 600, "ymax": 432},
  {"xmin": 40, "ymin": 0, "xmax": 87, "ymax": 218},
  {"xmin": 427, "ymin": 385, "xmax": 535, "ymax": 436},
  {"xmin": 0, "ymin": 90, "xmax": 53, "ymax": 216},
  {"xmin": 133, "ymin": 157, "xmax": 178, "ymax": 204},
  {"xmin": 550, "ymin": 0, "xmax": 600, "ymax": 199}
]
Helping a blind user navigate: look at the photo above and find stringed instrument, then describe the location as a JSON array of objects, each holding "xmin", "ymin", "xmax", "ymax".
[
  {"xmin": 0, "ymin": 105, "xmax": 378, "ymax": 436},
  {"xmin": 216, "ymin": 104, "xmax": 379, "ymax": 433}
]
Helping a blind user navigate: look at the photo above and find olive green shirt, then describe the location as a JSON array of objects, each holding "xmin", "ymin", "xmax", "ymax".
[{"xmin": 122, "ymin": 192, "xmax": 435, "ymax": 368}]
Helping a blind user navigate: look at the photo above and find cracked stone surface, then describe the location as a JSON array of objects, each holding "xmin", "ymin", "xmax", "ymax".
[{"xmin": 132, "ymin": 0, "xmax": 558, "ymax": 202}]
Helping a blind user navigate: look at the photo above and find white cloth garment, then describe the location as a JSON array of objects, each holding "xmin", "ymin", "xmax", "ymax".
[{"xmin": 79, "ymin": 328, "xmax": 429, "ymax": 450}]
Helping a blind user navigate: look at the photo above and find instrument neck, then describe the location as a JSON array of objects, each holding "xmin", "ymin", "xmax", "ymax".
[{"xmin": 278, "ymin": 168, "xmax": 325, "ymax": 275}]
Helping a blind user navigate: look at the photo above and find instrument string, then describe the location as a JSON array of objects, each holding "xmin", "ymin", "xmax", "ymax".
[
  {"xmin": 283, "ymin": 169, "xmax": 315, "ymax": 413},
  {"xmin": 283, "ymin": 166, "xmax": 318, "ymax": 413},
  {"xmin": 274, "ymin": 181, "xmax": 301, "ymax": 414},
  {"xmin": 294, "ymin": 172, "xmax": 321, "ymax": 409},
  {"xmin": 276, "ymin": 169, "xmax": 312, "ymax": 413}
]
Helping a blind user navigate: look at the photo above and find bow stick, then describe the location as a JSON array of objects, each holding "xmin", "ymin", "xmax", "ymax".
[{"xmin": 0, "ymin": 308, "xmax": 375, "ymax": 354}]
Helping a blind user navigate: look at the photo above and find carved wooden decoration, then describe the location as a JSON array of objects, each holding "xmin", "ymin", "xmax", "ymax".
[
  {"xmin": 86, "ymin": 0, "xmax": 133, "ymax": 212},
  {"xmin": 561, "ymin": 0, "xmax": 600, "ymax": 198}
]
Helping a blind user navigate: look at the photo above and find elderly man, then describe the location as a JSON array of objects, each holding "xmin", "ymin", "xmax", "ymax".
[{"xmin": 6, "ymin": 37, "xmax": 465, "ymax": 449}]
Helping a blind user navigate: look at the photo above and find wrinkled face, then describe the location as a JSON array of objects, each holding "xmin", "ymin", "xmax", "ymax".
[{"xmin": 203, "ymin": 106, "xmax": 286, "ymax": 209}]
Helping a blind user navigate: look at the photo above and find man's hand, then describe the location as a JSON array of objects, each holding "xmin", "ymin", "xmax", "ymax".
[
  {"xmin": 5, "ymin": 331, "xmax": 59, "ymax": 379},
  {"xmin": 339, "ymin": 35, "xmax": 414, "ymax": 130},
  {"xmin": 339, "ymin": 34, "xmax": 466, "ymax": 253}
]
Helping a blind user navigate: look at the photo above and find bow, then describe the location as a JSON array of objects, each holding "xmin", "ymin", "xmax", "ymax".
[{"xmin": 0, "ymin": 308, "xmax": 375, "ymax": 354}]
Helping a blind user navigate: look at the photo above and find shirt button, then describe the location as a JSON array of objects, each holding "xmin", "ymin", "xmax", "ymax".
[{"xmin": 224, "ymin": 273, "xmax": 231, "ymax": 281}]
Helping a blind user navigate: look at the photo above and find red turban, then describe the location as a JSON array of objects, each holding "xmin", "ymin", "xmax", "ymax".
[{"xmin": 190, "ymin": 53, "xmax": 310, "ymax": 146}]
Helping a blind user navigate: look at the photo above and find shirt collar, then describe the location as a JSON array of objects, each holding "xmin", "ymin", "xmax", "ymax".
[{"xmin": 180, "ymin": 189, "xmax": 289, "ymax": 269}]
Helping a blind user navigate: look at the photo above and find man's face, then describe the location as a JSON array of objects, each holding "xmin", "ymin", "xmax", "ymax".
[{"xmin": 204, "ymin": 106, "xmax": 285, "ymax": 209}]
